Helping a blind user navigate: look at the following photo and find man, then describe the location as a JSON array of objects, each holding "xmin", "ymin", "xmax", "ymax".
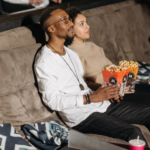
[{"xmin": 34, "ymin": 6, "xmax": 150, "ymax": 148}]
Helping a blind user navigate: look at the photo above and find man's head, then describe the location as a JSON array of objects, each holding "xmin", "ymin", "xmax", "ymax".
[{"xmin": 40, "ymin": 7, "xmax": 74, "ymax": 40}]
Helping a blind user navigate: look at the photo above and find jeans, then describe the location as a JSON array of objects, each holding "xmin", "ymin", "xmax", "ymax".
[
  {"xmin": 73, "ymin": 101, "xmax": 150, "ymax": 148},
  {"xmin": 124, "ymin": 84, "xmax": 150, "ymax": 105}
]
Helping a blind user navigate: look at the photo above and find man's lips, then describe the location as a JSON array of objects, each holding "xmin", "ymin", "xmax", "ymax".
[{"xmin": 68, "ymin": 27, "xmax": 74, "ymax": 32}]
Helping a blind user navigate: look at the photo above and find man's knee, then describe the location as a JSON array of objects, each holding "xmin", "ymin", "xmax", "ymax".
[
  {"xmin": 130, "ymin": 126, "xmax": 143, "ymax": 140},
  {"xmin": 133, "ymin": 127, "xmax": 142, "ymax": 135}
]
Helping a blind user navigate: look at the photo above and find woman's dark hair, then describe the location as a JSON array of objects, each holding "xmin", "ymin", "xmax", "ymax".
[
  {"xmin": 65, "ymin": 7, "xmax": 81, "ymax": 24},
  {"xmin": 64, "ymin": 7, "xmax": 82, "ymax": 46}
]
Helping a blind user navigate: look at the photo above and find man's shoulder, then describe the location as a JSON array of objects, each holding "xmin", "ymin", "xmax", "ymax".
[{"xmin": 35, "ymin": 45, "xmax": 54, "ymax": 66}]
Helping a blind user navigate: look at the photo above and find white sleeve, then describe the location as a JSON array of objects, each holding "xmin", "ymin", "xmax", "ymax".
[
  {"xmin": 3, "ymin": 0, "xmax": 29, "ymax": 4},
  {"xmin": 35, "ymin": 62, "xmax": 84, "ymax": 112}
]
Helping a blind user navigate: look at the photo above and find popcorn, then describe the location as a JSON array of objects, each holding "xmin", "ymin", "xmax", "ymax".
[
  {"xmin": 103, "ymin": 66, "xmax": 127, "ymax": 72},
  {"xmin": 119, "ymin": 60, "xmax": 139, "ymax": 68}
]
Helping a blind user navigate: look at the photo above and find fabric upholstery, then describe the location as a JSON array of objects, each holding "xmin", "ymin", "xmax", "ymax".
[
  {"xmin": 82, "ymin": 0, "xmax": 136, "ymax": 16},
  {"xmin": 83, "ymin": 2, "xmax": 150, "ymax": 65},
  {"xmin": 0, "ymin": 0, "xmax": 150, "ymax": 148},
  {"xmin": 119, "ymin": 4, "xmax": 150, "ymax": 63},
  {"xmin": 86, "ymin": 11, "xmax": 136, "ymax": 64},
  {"xmin": 0, "ymin": 44, "xmax": 59, "ymax": 137},
  {"xmin": 0, "ymin": 110, "xmax": 3, "ymax": 124},
  {"xmin": 0, "ymin": 27, "xmax": 36, "ymax": 51},
  {"xmin": 0, "ymin": 24, "xmax": 46, "ymax": 51}
]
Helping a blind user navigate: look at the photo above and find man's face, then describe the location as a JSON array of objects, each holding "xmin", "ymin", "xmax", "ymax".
[{"xmin": 48, "ymin": 9, "xmax": 74, "ymax": 39}]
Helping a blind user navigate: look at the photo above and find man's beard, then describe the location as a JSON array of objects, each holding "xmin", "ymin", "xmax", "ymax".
[{"xmin": 64, "ymin": 35, "xmax": 74, "ymax": 47}]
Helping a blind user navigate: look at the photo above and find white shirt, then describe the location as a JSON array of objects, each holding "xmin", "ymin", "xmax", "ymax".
[
  {"xmin": 3, "ymin": 0, "xmax": 50, "ymax": 8},
  {"xmin": 34, "ymin": 45, "xmax": 111, "ymax": 127}
]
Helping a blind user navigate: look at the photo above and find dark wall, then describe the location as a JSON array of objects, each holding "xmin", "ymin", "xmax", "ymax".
[{"xmin": 0, "ymin": 0, "xmax": 127, "ymax": 32}]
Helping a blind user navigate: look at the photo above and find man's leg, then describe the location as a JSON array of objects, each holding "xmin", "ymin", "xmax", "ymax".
[
  {"xmin": 73, "ymin": 111, "xmax": 148, "ymax": 147},
  {"xmin": 123, "ymin": 91, "xmax": 150, "ymax": 105},
  {"xmin": 106, "ymin": 101, "xmax": 150, "ymax": 147},
  {"xmin": 106, "ymin": 101, "xmax": 150, "ymax": 131},
  {"xmin": 135, "ymin": 84, "xmax": 150, "ymax": 93}
]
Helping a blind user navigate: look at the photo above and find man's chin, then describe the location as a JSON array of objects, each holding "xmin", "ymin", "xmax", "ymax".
[{"xmin": 64, "ymin": 35, "xmax": 74, "ymax": 46}]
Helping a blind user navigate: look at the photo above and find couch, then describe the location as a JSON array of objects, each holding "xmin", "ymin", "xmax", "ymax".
[{"xmin": 0, "ymin": 0, "xmax": 150, "ymax": 149}]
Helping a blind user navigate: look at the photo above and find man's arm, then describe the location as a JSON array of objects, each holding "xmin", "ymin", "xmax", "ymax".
[
  {"xmin": 35, "ymin": 62, "xmax": 84, "ymax": 111},
  {"xmin": 85, "ymin": 79, "xmax": 101, "ymax": 91},
  {"xmin": 35, "ymin": 60, "xmax": 120, "ymax": 111},
  {"xmin": 83, "ymin": 85, "xmax": 120, "ymax": 104}
]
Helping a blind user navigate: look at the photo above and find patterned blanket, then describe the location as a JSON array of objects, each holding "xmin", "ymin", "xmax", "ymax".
[
  {"xmin": 135, "ymin": 61, "xmax": 150, "ymax": 84},
  {"xmin": 138, "ymin": 61, "xmax": 150, "ymax": 79},
  {"xmin": 22, "ymin": 121, "xmax": 68, "ymax": 150},
  {"xmin": 0, "ymin": 123, "xmax": 37, "ymax": 150}
]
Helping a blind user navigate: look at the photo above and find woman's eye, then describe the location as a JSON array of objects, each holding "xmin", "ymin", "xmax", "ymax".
[{"xmin": 80, "ymin": 23, "xmax": 83, "ymax": 26}]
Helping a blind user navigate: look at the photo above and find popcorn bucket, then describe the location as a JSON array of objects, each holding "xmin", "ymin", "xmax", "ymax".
[
  {"xmin": 102, "ymin": 68, "xmax": 129, "ymax": 96},
  {"xmin": 128, "ymin": 66, "xmax": 139, "ymax": 80},
  {"xmin": 126, "ymin": 66, "xmax": 139, "ymax": 92},
  {"xmin": 119, "ymin": 60, "xmax": 139, "ymax": 92}
]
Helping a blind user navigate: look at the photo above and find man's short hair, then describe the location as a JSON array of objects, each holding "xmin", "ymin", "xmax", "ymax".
[{"xmin": 40, "ymin": 6, "xmax": 59, "ymax": 31}]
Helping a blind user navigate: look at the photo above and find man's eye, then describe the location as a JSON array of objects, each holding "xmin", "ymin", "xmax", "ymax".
[{"xmin": 62, "ymin": 19, "xmax": 66, "ymax": 22}]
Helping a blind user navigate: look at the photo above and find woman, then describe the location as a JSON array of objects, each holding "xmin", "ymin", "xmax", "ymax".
[
  {"xmin": 65, "ymin": 7, "xmax": 150, "ymax": 105},
  {"xmin": 65, "ymin": 7, "xmax": 113, "ymax": 91}
]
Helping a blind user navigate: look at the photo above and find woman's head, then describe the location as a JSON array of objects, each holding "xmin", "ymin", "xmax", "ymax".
[{"xmin": 65, "ymin": 7, "xmax": 90, "ymax": 46}]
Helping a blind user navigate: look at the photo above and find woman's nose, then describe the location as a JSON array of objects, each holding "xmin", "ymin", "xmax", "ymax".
[{"xmin": 86, "ymin": 23, "xmax": 90, "ymax": 29}]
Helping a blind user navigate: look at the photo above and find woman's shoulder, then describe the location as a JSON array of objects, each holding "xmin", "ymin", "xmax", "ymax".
[
  {"xmin": 65, "ymin": 46, "xmax": 78, "ymax": 56},
  {"xmin": 85, "ymin": 41, "xmax": 103, "ymax": 50}
]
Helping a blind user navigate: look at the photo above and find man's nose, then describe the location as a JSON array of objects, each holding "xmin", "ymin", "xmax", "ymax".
[{"xmin": 69, "ymin": 20, "xmax": 74, "ymax": 26}]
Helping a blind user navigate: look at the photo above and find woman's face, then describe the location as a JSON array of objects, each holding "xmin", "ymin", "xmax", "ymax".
[{"xmin": 73, "ymin": 14, "xmax": 90, "ymax": 42}]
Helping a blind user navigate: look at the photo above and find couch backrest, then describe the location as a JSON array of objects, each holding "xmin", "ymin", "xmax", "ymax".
[
  {"xmin": 82, "ymin": 0, "xmax": 136, "ymax": 16},
  {"xmin": 0, "ymin": 24, "xmax": 46, "ymax": 51},
  {"xmin": 82, "ymin": 1, "xmax": 150, "ymax": 64},
  {"xmin": 0, "ymin": 43, "xmax": 54, "ymax": 128},
  {"xmin": 119, "ymin": 4, "xmax": 150, "ymax": 63}
]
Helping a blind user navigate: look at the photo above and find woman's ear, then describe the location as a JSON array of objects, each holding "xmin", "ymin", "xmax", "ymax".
[{"xmin": 47, "ymin": 25, "xmax": 55, "ymax": 33}]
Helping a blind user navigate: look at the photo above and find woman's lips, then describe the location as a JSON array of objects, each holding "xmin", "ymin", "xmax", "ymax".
[{"xmin": 86, "ymin": 30, "xmax": 90, "ymax": 34}]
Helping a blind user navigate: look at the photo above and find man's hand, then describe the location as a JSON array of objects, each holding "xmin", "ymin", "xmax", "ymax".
[
  {"xmin": 90, "ymin": 85, "xmax": 120, "ymax": 103},
  {"xmin": 29, "ymin": 0, "xmax": 42, "ymax": 5},
  {"xmin": 51, "ymin": 0, "xmax": 62, "ymax": 4},
  {"xmin": 110, "ymin": 95, "xmax": 123, "ymax": 103}
]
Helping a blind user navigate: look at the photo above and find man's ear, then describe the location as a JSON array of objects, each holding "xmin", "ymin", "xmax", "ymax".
[{"xmin": 47, "ymin": 25, "xmax": 55, "ymax": 33}]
